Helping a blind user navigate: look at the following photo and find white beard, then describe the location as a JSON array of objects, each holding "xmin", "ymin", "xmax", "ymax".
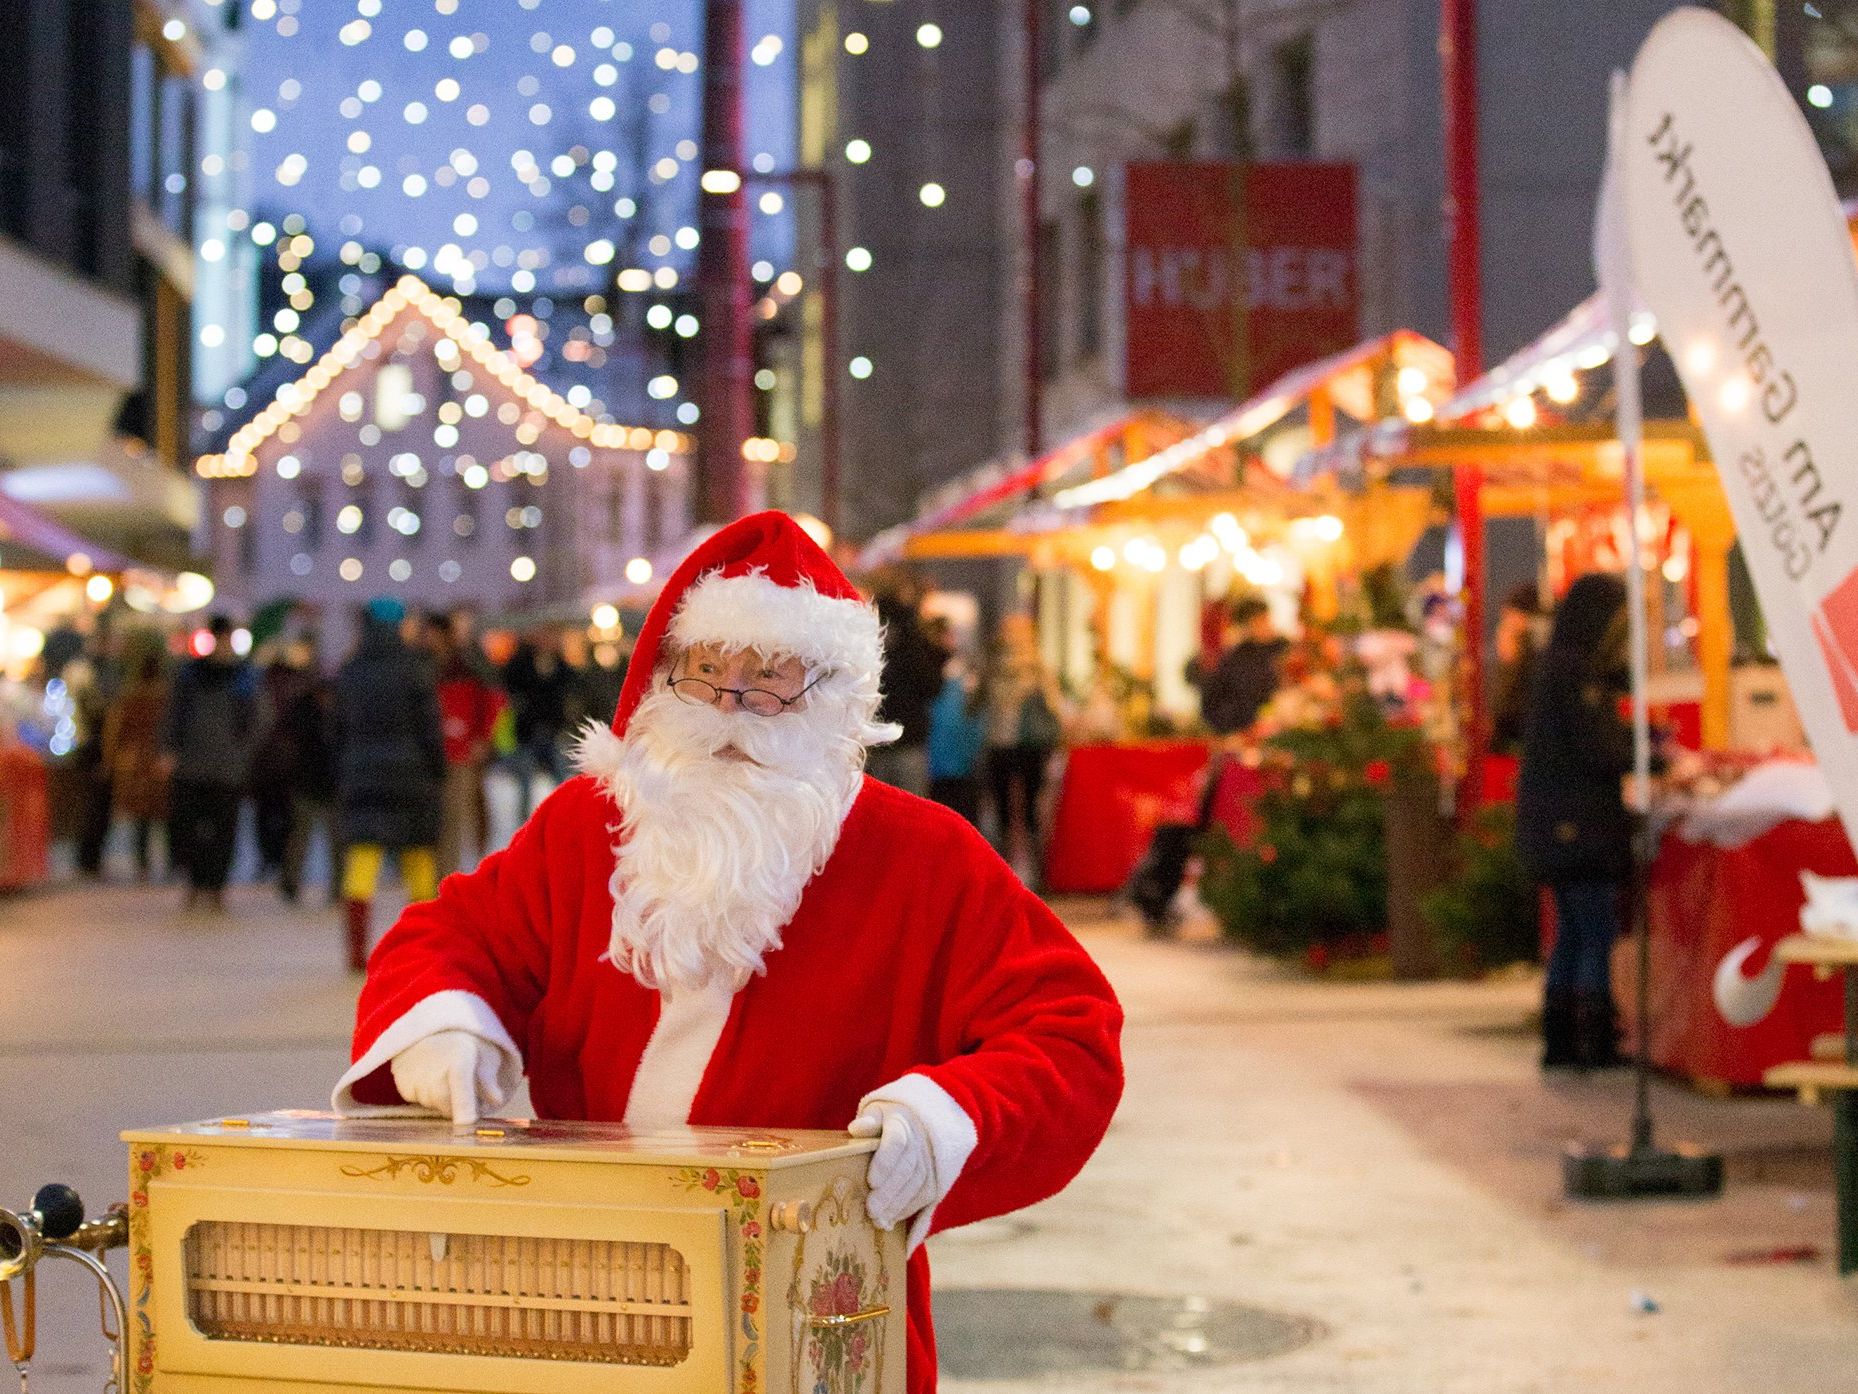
[{"xmin": 586, "ymin": 683, "xmax": 867, "ymax": 994}]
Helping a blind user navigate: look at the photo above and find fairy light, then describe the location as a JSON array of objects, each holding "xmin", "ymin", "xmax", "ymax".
[{"xmin": 195, "ymin": 277, "xmax": 692, "ymax": 478}]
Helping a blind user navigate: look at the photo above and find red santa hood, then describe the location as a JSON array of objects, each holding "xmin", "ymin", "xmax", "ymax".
[{"xmin": 608, "ymin": 510, "xmax": 880, "ymax": 737}]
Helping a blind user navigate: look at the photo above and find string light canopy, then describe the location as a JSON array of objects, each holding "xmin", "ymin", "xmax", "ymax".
[{"xmin": 196, "ymin": 274, "xmax": 693, "ymax": 479}]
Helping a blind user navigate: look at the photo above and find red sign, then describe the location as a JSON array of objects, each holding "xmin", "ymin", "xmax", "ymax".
[
  {"xmin": 1124, "ymin": 162, "xmax": 1358, "ymax": 399},
  {"xmin": 1813, "ymin": 565, "xmax": 1858, "ymax": 730}
]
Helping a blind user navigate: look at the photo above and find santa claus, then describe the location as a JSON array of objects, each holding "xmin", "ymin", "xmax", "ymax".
[{"xmin": 334, "ymin": 510, "xmax": 1124, "ymax": 1392}]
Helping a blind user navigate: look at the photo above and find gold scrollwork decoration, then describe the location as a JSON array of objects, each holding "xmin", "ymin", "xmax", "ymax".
[
  {"xmin": 816, "ymin": 1176, "xmax": 858, "ymax": 1228},
  {"xmin": 727, "ymin": 1134, "xmax": 799, "ymax": 1153},
  {"xmin": 337, "ymin": 1155, "xmax": 531, "ymax": 1188}
]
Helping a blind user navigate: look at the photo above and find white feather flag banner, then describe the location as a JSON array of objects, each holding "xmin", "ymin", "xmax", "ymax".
[{"xmin": 1623, "ymin": 7, "xmax": 1858, "ymax": 851}]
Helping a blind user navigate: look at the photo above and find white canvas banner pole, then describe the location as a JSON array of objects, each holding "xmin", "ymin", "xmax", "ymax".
[{"xmin": 1598, "ymin": 70, "xmax": 1653, "ymax": 807}]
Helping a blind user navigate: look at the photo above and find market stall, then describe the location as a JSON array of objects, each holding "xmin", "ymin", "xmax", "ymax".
[
  {"xmin": 0, "ymin": 491, "xmax": 201, "ymax": 889},
  {"xmin": 1640, "ymin": 812, "xmax": 1849, "ymax": 1088},
  {"xmin": 864, "ymin": 333, "xmax": 1456, "ymax": 895},
  {"xmin": 1333, "ymin": 287, "xmax": 1839, "ymax": 1076}
]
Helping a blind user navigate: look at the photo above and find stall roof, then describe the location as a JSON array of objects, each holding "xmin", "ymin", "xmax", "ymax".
[
  {"xmin": 0, "ymin": 488, "xmax": 143, "ymax": 574},
  {"xmin": 1295, "ymin": 197, "xmax": 1858, "ymax": 484},
  {"xmin": 857, "ymin": 409, "xmax": 1184, "ymax": 568},
  {"xmin": 863, "ymin": 330, "xmax": 1452, "ymax": 565},
  {"xmin": 1052, "ymin": 330, "xmax": 1451, "ymax": 511}
]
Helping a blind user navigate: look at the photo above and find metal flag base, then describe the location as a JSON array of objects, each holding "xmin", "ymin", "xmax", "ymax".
[
  {"xmin": 1560, "ymin": 818, "xmax": 1725, "ymax": 1205},
  {"xmin": 1563, "ymin": 1140, "xmax": 1724, "ymax": 1199}
]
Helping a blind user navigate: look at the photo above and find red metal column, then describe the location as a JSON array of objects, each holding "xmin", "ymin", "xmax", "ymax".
[
  {"xmin": 1443, "ymin": 0, "xmax": 1486, "ymax": 802},
  {"xmin": 695, "ymin": 0, "xmax": 754, "ymax": 523},
  {"xmin": 1023, "ymin": 0, "xmax": 1043, "ymax": 457},
  {"xmin": 816, "ymin": 173, "xmax": 841, "ymax": 538}
]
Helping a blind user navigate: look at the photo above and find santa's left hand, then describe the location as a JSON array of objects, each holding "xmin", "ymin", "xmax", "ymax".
[{"xmin": 848, "ymin": 1100, "xmax": 938, "ymax": 1231}]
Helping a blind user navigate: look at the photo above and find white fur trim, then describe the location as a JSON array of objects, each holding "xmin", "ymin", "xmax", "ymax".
[
  {"xmin": 858, "ymin": 1072, "xmax": 979, "ymax": 1254},
  {"xmin": 622, "ymin": 976, "xmax": 742, "ymax": 1131},
  {"xmin": 572, "ymin": 718, "xmax": 627, "ymax": 784},
  {"xmin": 331, "ymin": 989, "xmax": 524, "ymax": 1117},
  {"xmin": 670, "ymin": 569, "xmax": 882, "ymax": 677}
]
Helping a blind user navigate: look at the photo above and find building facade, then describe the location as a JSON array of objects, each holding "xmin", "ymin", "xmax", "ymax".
[
  {"xmin": 1030, "ymin": 0, "xmax": 1699, "ymax": 443},
  {"xmin": 789, "ymin": 2, "xmax": 1739, "ymax": 545},
  {"xmin": 0, "ymin": 0, "xmax": 242, "ymax": 569},
  {"xmin": 791, "ymin": 0, "xmax": 1022, "ymax": 540},
  {"xmin": 199, "ymin": 279, "xmax": 691, "ymax": 650}
]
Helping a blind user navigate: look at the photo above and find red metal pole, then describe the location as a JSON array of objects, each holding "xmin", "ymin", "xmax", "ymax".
[
  {"xmin": 1023, "ymin": 0, "xmax": 1043, "ymax": 457},
  {"xmin": 1443, "ymin": 0, "xmax": 1487, "ymax": 804},
  {"xmin": 817, "ymin": 172, "xmax": 841, "ymax": 538},
  {"xmin": 695, "ymin": 0, "xmax": 754, "ymax": 523}
]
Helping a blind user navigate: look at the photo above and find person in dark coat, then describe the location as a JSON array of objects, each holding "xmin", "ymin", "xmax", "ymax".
[
  {"xmin": 249, "ymin": 642, "xmax": 315, "ymax": 878},
  {"xmin": 866, "ymin": 576, "xmax": 946, "ymax": 796},
  {"xmin": 334, "ymin": 598, "xmax": 445, "ymax": 971},
  {"xmin": 1131, "ymin": 597, "xmax": 1286, "ymax": 935},
  {"xmin": 162, "ymin": 615, "xmax": 263, "ymax": 909},
  {"xmin": 1515, "ymin": 573, "xmax": 1633, "ymax": 1070},
  {"xmin": 279, "ymin": 635, "xmax": 340, "ymax": 906},
  {"xmin": 102, "ymin": 636, "xmax": 170, "ymax": 879},
  {"xmin": 1491, "ymin": 581, "xmax": 1548, "ymax": 755},
  {"xmin": 1197, "ymin": 595, "xmax": 1287, "ymax": 736},
  {"xmin": 501, "ymin": 626, "xmax": 578, "ymax": 816}
]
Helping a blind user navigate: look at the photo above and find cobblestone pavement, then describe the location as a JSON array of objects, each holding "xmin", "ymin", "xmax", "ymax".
[{"xmin": 0, "ymin": 879, "xmax": 1853, "ymax": 1391}]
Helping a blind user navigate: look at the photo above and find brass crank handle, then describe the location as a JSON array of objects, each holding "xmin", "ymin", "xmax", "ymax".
[{"xmin": 807, "ymin": 1304, "xmax": 891, "ymax": 1329}]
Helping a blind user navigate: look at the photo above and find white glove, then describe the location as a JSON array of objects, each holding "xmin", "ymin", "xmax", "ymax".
[
  {"xmin": 389, "ymin": 1030, "xmax": 503, "ymax": 1124},
  {"xmin": 848, "ymin": 1100, "xmax": 939, "ymax": 1232}
]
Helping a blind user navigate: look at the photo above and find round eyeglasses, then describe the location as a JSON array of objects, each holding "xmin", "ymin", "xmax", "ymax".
[{"xmin": 668, "ymin": 670, "xmax": 825, "ymax": 716}]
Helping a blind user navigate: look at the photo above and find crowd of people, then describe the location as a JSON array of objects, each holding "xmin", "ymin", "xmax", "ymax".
[
  {"xmin": 865, "ymin": 575, "xmax": 1067, "ymax": 883},
  {"xmin": 31, "ymin": 604, "xmax": 626, "ymax": 965},
  {"xmin": 28, "ymin": 572, "xmax": 1076, "ymax": 951},
  {"xmin": 25, "ymin": 558, "xmax": 1638, "ymax": 1067}
]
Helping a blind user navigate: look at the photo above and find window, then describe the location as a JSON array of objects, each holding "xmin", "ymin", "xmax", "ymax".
[
  {"xmin": 129, "ymin": 46, "xmax": 157, "ymax": 206},
  {"xmin": 375, "ymin": 364, "xmax": 415, "ymax": 430},
  {"xmin": 1272, "ymin": 35, "xmax": 1316, "ymax": 158},
  {"xmin": 1077, "ymin": 191, "xmax": 1103, "ymax": 361},
  {"xmin": 1217, "ymin": 74, "xmax": 1252, "ymax": 160},
  {"xmin": 238, "ymin": 506, "xmax": 256, "ymax": 577},
  {"xmin": 399, "ymin": 482, "xmax": 424, "ymax": 549},
  {"xmin": 650, "ymin": 475, "xmax": 674, "ymax": 551},
  {"xmin": 356, "ymin": 481, "xmax": 376, "ymax": 548},
  {"xmin": 1039, "ymin": 0, "xmax": 1068, "ymax": 81},
  {"xmin": 1162, "ymin": 119, "xmax": 1197, "ymax": 160},
  {"xmin": 155, "ymin": 72, "xmax": 194, "ymax": 236},
  {"xmin": 302, "ymin": 481, "xmax": 324, "ymax": 550}
]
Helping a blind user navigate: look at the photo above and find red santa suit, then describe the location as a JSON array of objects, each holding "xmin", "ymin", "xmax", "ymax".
[{"xmin": 335, "ymin": 512, "xmax": 1124, "ymax": 1393}]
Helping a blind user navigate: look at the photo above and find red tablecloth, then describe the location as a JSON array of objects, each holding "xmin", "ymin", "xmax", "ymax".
[
  {"xmin": 1633, "ymin": 819, "xmax": 1850, "ymax": 1087},
  {"xmin": 1043, "ymin": 742, "xmax": 1262, "ymax": 894}
]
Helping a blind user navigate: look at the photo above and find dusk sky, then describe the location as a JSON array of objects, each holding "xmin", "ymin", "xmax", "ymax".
[{"xmin": 237, "ymin": 0, "xmax": 797, "ymax": 298}]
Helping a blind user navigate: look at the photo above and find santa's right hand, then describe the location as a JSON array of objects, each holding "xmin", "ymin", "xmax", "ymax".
[{"xmin": 390, "ymin": 1030, "xmax": 498, "ymax": 1124}]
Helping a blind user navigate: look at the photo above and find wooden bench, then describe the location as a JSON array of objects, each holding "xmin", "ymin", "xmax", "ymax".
[
  {"xmin": 1762, "ymin": 1060, "xmax": 1858, "ymax": 1104},
  {"xmin": 1760, "ymin": 934, "xmax": 1858, "ymax": 1274}
]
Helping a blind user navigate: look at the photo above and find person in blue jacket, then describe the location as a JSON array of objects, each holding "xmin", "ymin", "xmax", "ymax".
[{"xmin": 928, "ymin": 641, "xmax": 986, "ymax": 827}]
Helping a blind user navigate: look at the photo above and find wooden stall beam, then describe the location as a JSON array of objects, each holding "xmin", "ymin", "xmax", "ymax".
[{"xmin": 901, "ymin": 529, "xmax": 1040, "ymax": 560}]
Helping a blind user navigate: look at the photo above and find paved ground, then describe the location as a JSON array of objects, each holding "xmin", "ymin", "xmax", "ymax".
[{"xmin": 0, "ymin": 878, "xmax": 1853, "ymax": 1391}]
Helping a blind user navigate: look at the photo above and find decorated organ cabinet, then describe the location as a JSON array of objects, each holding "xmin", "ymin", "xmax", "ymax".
[{"xmin": 120, "ymin": 1112, "xmax": 902, "ymax": 1393}]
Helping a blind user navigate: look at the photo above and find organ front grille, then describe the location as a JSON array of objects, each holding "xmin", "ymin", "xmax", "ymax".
[{"xmin": 182, "ymin": 1221, "xmax": 693, "ymax": 1366}]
